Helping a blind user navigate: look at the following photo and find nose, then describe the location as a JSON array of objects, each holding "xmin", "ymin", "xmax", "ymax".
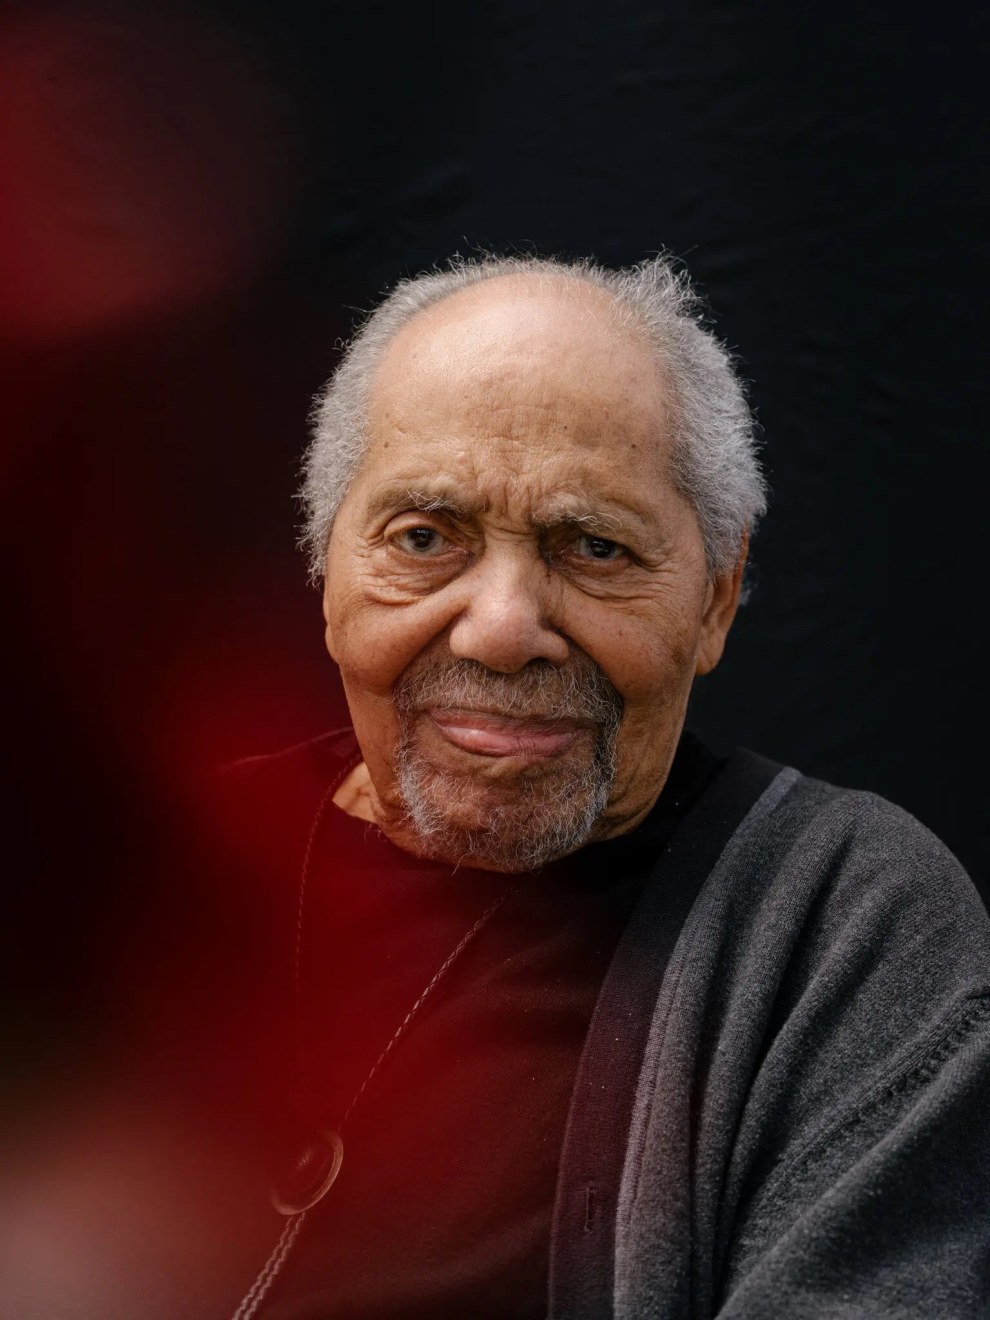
[{"xmin": 447, "ymin": 547, "xmax": 570, "ymax": 672}]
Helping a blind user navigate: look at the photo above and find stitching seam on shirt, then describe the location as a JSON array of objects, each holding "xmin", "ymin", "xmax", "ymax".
[{"xmin": 749, "ymin": 990, "xmax": 990, "ymax": 1219}]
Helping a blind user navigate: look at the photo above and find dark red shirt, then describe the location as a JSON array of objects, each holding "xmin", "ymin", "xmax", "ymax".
[{"xmin": 227, "ymin": 730, "xmax": 720, "ymax": 1319}]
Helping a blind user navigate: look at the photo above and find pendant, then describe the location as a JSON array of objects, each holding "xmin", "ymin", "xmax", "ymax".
[{"xmin": 270, "ymin": 1128, "xmax": 344, "ymax": 1215}]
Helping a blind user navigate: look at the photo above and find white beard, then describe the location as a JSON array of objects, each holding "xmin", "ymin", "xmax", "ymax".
[{"xmin": 392, "ymin": 655, "xmax": 622, "ymax": 871}]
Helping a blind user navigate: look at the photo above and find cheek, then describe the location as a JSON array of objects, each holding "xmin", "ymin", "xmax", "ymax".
[
  {"xmin": 325, "ymin": 578, "xmax": 454, "ymax": 698},
  {"xmin": 572, "ymin": 599, "xmax": 702, "ymax": 706}
]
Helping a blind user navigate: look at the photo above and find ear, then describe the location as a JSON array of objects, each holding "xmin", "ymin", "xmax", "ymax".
[{"xmin": 695, "ymin": 532, "xmax": 748, "ymax": 676}]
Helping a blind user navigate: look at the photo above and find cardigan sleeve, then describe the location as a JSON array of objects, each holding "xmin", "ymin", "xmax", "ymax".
[
  {"xmin": 715, "ymin": 790, "xmax": 990, "ymax": 1318},
  {"xmin": 716, "ymin": 992, "xmax": 990, "ymax": 1317},
  {"xmin": 614, "ymin": 775, "xmax": 990, "ymax": 1320}
]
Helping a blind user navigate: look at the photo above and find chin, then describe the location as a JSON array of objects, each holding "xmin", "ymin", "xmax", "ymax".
[{"xmin": 394, "ymin": 743, "xmax": 614, "ymax": 873}]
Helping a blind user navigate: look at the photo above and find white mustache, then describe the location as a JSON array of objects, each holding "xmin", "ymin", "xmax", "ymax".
[{"xmin": 394, "ymin": 656, "xmax": 623, "ymax": 728}]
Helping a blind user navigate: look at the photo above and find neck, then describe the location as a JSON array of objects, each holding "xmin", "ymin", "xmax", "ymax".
[{"xmin": 332, "ymin": 761, "xmax": 377, "ymax": 822}]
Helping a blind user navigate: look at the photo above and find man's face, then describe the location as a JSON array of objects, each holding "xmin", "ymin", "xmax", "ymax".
[{"xmin": 322, "ymin": 278, "xmax": 742, "ymax": 869}]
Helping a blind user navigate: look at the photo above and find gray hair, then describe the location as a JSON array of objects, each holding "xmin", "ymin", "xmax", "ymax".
[{"xmin": 300, "ymin": 252, "xmax": 767, "ymax": 581}]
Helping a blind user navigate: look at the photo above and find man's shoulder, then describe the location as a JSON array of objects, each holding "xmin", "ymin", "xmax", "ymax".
[
  {"xmin": 206, "ymin": 726, "xmax": 359, "ymax": 880},
  {"xmin": 711, "ymin": 749, "xmax": 978, "ymax": 897},
  {"xmin": 763, "ymin": 766, "xmax": 983, "ymax": 906},
  {"xmin": 681, "ymin": 754, "xmax": 990, "ymax": 1044},
  {"xmin": 739, "ymin": 760, "xmax": 976, "ymax": 881},
  {"xmin": 721, "ymin": 760, "xmax": 990, "ymax": 996},
  {"xmin": 223, "ymin": 726, "xmax": 356, "ymax": 786}
]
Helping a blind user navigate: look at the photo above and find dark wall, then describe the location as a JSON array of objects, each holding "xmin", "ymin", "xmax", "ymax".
[
  {"xmin": 245, "ymin": 0, "xmax": 989, "ymax": 894},
  {"xmin": 4, "ymin": 0, "xmax": 987, "ymax": 1066}
]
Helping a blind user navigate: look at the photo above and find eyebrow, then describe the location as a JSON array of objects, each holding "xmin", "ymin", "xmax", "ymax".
[
  {"xmin": 363, "ymin": 482, "xmax": 650, "ymax": 540},
  {"xmin": 531, "ymin": 503, "xmax": 629, "ymax": 537},
  {"xmin": 363, "ymin": 483, "xmax": 479, "ymax": 524}
]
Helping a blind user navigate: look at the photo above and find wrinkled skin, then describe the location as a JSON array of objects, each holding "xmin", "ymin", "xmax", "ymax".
[{"xmin": 323, "ymin": 275, "xmax": 745, "ymax": 869}]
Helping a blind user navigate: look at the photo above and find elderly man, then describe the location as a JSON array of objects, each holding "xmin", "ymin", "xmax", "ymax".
[{"xmin": 226, "ymin": 254, "xmax": 989, "ymax": 1319}]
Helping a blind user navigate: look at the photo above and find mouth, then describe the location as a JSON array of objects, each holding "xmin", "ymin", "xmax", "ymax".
[{"xmin": 426, "ymin": 706, "xmax": 590, "ymax": 758}]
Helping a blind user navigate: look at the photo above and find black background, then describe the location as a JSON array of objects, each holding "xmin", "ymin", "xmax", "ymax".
[{"xmin": 3, "ymin": 0, "xmax": 988, "ymax": 1062}]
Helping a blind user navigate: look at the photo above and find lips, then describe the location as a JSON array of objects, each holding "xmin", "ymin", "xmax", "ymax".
[{"xmin": 427, "ymin": 707, "xmax": 587, "ymax": 758}]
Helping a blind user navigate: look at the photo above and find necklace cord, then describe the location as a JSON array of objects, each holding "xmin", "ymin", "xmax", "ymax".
[
  {"xmin": 229, "ymin": 763, "xmax": 516, "ymax": 1319},
  {"xmin": 230, "ymin": 1213, "xmax": 307, "ymax": 1320},
  {"xmin": 292, "ymin": 771, "xmax": 349, "ymax": 1104},
  {"xmin": 341, "ymin": 886, "xmax": 515, "ymax": 1129}
]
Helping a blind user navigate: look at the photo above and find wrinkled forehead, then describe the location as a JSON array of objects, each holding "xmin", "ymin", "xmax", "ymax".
[{"xmin": 368, "ymin": 276, "xmax": 671, "ymax": 451}]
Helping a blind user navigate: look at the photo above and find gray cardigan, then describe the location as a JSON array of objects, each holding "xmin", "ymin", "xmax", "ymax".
[{"xmin": 549, "ymin": 755, "xmax": 990, "ymax": 1318}]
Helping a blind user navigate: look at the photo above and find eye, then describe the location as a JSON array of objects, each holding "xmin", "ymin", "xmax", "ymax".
[
  {"xmin": 573, "ymin": 534, "xmax": 626, "ymax": 562},
  {"xmin": 392, "ymin": 526, "xmax": 450, "ymax": 556}
]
